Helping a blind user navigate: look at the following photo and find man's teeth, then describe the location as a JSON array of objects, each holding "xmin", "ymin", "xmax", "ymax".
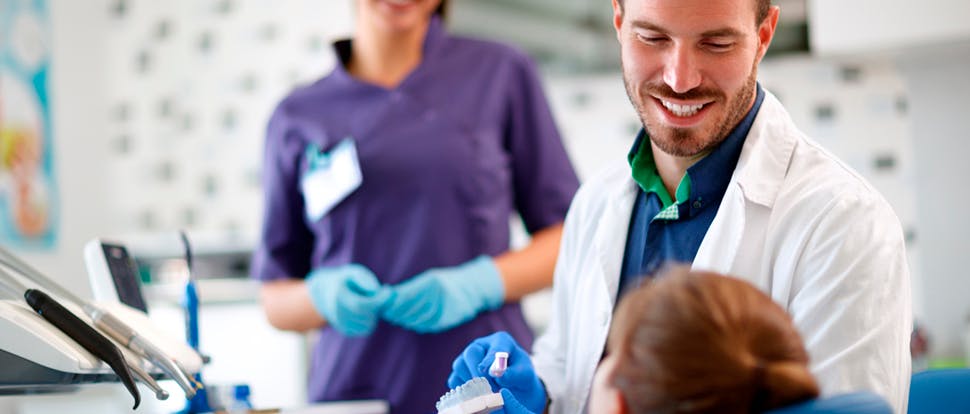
[{"xmin": 661, "ymin": 100, "xmax": 705, "ymax": 117}]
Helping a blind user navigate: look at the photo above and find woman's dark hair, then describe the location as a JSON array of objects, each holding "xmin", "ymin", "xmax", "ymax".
[
  {"xmin": 434, "ymin": 0, "xmax": 448, "ymax": 17},
  {"xmin": 606, "ymin": 266, "xmax": 820, "ymax": 413}
]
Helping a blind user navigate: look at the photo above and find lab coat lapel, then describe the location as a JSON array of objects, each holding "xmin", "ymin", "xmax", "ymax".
[
  {"xmin": 693, "ymin": 92, "xmax": 796, "ymax": 276},
  {"xmin": 693, "ymin": 186, "xmax": 746, "ymax": 274},
  {"xmin": 593, "ymin": 174, "xmax": 637, "ymax": 307}
]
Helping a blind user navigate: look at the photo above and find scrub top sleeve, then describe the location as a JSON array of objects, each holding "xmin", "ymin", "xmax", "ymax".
[
  {"xmin": 250, "ymin": 104, "xmax": 315, "ymax": 282},
  {"xmin": 503, "ymin": 51, "xmax": 579, "ymax": 234}
]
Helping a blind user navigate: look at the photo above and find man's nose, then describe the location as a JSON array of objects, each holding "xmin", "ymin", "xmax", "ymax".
[{"xmin": 662, "ymin": 44, "xmax": 702, "ymax": 94}]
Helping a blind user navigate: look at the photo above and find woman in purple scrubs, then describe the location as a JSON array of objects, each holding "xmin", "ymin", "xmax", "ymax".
[{"xmin": 250, "ymin": 0, "xmax": 579, "ymax": 412}]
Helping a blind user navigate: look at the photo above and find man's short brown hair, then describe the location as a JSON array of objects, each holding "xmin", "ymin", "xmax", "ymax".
[
  {"xmin": 618, "ymin": 0, "xmax": 772, "ymax": 25},
  {"xmin": 755, "ymin": 0, "xmax": 770, "ymax": 23}
]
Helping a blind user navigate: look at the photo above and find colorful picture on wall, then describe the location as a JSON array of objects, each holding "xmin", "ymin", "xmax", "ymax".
[{"xmin": 0, "ymin": 0, "xmax": 58, "ymax": 248}]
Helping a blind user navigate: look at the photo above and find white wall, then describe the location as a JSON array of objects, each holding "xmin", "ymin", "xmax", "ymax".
[
  {"xmin": 0, "ymin": 392, "xmax": 13, "ymax": 412},
  {"xmin": 897, "ymin": 48, "xmax": 970, "ymax": 359},
  {"xmin": 98, "ymin": 0, "xmax": 351, "ymax": 248},
  {"xmin": 810, "ymin": 0, "xmax": 970, "ymax": 56}
]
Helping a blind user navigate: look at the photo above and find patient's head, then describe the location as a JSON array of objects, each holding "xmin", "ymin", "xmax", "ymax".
[{"xmin": 590, "ymin": 266, "xmax": 820, "ymax": 414}]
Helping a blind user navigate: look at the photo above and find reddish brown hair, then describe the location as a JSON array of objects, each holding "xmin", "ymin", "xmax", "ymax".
[{"xmin": 606, "ymin": 267, "xmax": 819, "ymax": 413}]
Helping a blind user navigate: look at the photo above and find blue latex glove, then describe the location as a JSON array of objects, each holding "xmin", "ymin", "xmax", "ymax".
[
  {"xmin": 306, "ymin": 264, "xmax": 392, "ymax": 337},
  {"xmin": 382, "ymin": 256, "xmax": 504, "ymax": 333},
  {"xmin": 448, "ymin": 332, "xmax": 547, "ymax": 414},
  {"xmin": 499, "ymin": 389, "xmax": 536, "ymax": 414}
]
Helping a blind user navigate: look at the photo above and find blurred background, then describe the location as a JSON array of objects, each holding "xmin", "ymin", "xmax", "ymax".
[{"xmin": 1, "ymin": 0, "xmax": 968, "ymax": 412}]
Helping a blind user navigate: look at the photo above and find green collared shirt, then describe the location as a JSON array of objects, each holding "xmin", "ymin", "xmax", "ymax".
[{"xmin": 627, "ymin": 140, "xmax": 692, "ymax": 221}]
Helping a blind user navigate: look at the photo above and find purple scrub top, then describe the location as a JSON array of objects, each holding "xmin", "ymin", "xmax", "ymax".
[{"xmin": 251, "ymin": 17, "xmax": 579, "ymax": 413}]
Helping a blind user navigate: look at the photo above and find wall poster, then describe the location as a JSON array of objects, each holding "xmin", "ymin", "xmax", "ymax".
[{"xmin": 0, "ymin": 0, "xmax": 57, "ymax": 248}]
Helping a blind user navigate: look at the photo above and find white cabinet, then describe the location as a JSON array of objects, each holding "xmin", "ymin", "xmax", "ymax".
[{"xmin": 809, "ymin": 0, "xmax": 970, "ymax": 55}]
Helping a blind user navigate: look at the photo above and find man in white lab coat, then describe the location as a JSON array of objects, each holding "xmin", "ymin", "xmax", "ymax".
[{"xmin": 447, "ymin": 0, "xmax": 912, "ymax": 413}]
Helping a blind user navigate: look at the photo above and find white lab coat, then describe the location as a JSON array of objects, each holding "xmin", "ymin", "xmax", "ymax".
[{"xmin": 532, "ymin": 91, "xmax": 912, "ymax": 413}]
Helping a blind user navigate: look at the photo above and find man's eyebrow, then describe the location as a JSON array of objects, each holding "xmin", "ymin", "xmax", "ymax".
[
  {"xmin": 629, "ymin": 20, "xmax": 668, "ymax": 33},
  {"xmin": 629, "ymin": 20, "xmax": 744, "ymax": 38},
  {"xmin": 700, "ymin": 27, "xmax": 744, "ymax": 38}
]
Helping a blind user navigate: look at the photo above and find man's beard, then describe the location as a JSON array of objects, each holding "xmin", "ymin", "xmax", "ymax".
[{"xmin": 623, "ymin": 61, "xmax": 758, "ymax": 158}]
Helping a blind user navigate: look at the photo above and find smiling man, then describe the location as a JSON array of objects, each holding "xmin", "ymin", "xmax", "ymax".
[{"xmin": 446, "ymin": 0, "xmax": 912, "ymax": 413}]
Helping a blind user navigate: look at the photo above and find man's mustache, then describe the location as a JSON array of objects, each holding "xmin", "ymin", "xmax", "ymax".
[{"xmin": 641, "ymin": 83, "xmax": 723, "ymax": 102}]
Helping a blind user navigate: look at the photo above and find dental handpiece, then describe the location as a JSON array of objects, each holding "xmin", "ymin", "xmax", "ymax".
[
  {"xmin": 0, "ymin": 246, "xmax": 199, "ymax": 398},
  {"xmin": 4, "ymin": 269, "xmax": 170, "ymax": 401},
  {"xmin": 124, "ymin": 350, "xmax": 170, "ymax": 400},
  {"xmin": 90, "ymin": 307, "xmax": 199, "ymax": 399}
]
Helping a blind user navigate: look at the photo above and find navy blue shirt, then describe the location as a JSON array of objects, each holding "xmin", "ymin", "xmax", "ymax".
[{"xmin": 618, "ymin": 85, "xmax": 765, "ymax": 299}]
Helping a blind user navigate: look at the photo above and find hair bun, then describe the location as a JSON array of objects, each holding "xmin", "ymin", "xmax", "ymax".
[{"xmin": 756, "ymin": 360, "xmax": 820, "ymax": 410}]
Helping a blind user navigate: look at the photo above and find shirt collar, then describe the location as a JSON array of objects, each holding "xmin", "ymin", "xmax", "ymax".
[
  {"xmin": 627, "ymin": 130, "xmax": 690, "ymax": 208},
  {"xmin": 627, "ymin": 83, "xmax": 766, "ymax": 215},
  {"xmin": 330, "ymin": 16, "xmax": 447, "ymax": 87}
]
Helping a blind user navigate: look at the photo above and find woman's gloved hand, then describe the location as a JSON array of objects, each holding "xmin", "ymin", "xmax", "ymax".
[
  {"xmin": 306, "ymin": 264, "xmax": 393, "ymax": 337},
  {"xmin": 449, "ymin": 332, "xmax": 547, "ymax": 414},
  {"xmin": 382, "ymin": 256, "xmax": 504, "ymax": 333}
]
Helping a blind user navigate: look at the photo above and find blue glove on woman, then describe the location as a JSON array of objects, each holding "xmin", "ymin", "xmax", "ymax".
[
  {"xmin": 306, "ymin": 264, "xmax": 393, "ymax": 337},
  {"xmin": 448, "ymin": 331, "xmax": 547, "ymax": 414},
  {"xmin": 382, "ymin": 256, "xmax": 504, "ymax": 333}
]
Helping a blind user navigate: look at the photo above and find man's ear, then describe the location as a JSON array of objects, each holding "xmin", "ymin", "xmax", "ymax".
[
  {"xmin": 614, "ymin": 388, "xmax": 629, "ymax": 414},
  {"xmin": 612, "ymin": 0, "xmax": 624, "ymax": 42},
  {"xmin": 756, "ymin": 5, "xmax": 780, "ymax": 63}
]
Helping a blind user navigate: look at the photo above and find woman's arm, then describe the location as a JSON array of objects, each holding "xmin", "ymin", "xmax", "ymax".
[
  {"xmin": 495, "ymin": 223, "xmax": 564, "ymax": 302},
  {"xmin": 259, "ymin": 279, "xmax": 325, "ymax": 332}
]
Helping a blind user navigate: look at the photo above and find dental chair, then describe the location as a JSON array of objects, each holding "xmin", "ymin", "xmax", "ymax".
[
  {"xmin": 908, "ymin": 368, "xmax": 970, "ymax": 413},
  {"xmin": 766, "ymin": 392, "xmax": 892, "ymax": 414}
]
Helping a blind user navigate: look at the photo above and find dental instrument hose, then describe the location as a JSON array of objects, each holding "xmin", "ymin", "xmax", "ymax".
[
  {"xmin": 0, "ymin": 266, "xmax": 144, "ymax": 407},
  {"xmin": 24, "ymin": 288, "xmax": 141, "ymax": 409}
]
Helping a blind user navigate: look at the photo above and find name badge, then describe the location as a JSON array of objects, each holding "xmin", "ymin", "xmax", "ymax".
[{"xmin": 300, "ymin": 138, "xmax": 362, "ymax": 222}]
